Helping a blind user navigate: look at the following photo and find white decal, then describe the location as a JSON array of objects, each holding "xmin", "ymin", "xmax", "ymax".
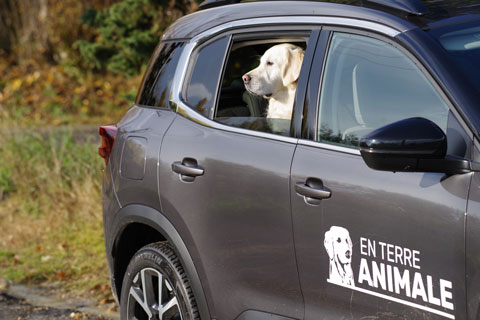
[
  {"xmin": 324, "ymin": 226, "xmax": 354, "ymax": 286},
  {"xmin": 324, "ymin": 227, "xmax": 455, "ymax": 319}
]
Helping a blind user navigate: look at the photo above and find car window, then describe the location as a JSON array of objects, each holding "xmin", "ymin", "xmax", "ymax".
[
  {"xmin": 137, "ymin": 42, "xmax": 184, "ymax": 108},
  {"xmin": 430, "ymin": 20, "xmax": 480, "ymax": 93},
  {"xmin": 184, "ymin": 36, "xmax": 229, "ymax": 117},
  {"xmin": 214, "ymin": 35, "xmax": 309, "ymax": 137},
  {"xmin": 317, "ymin": 32, "xmax": 449, "ymax": 148}
]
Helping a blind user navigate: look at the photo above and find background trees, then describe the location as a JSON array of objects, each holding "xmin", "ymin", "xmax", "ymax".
[
  {"xmin": 0, "ymin": 0, "xmax": 198, "ymax": 71},
  {"xmin": 0, "ymin": 0, "xmax": 199, "ymax": 126},
  {"xmin": 76, "ymin": 0, "xmax": 196, "ymax": 76},
  {"xmin": 0, "ymin": 0, "xmax": 51, "ymax": 59}
]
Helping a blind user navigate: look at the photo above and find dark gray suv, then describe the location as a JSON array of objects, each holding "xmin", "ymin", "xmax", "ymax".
[{"xmin": 99, "ymin": 1, "xmax": 480, "ymax": 319}]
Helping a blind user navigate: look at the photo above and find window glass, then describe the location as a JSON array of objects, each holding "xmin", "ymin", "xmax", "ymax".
[
  {"xmin": 185, "ymin": 36, "xmax": 229, "ymax": 117},
  {"xmin": 214, "ymin": 37, "xmax": 308, "ymax": 137},
  {"xmin": 430, "ymin": 20, "xmax": 480, "ymax": 92},
  {"xmin": 318, "ymin": 33, "xmax": 449, "ymax": 148},
  {"xmin": 137, "ymin": 42, "xmax": 184, "ymax": 108}
]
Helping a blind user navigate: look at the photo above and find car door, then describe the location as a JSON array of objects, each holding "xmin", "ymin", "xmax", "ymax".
[
  {"xmin": 291, "ymin": 30, "xmax": 472, "ymax": 320},
  {"xmin": 159, "ymin": 28, "xmax": 318, "ymax": 319}
]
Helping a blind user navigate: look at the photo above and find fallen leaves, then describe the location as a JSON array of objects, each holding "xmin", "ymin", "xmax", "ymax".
[
  {"xmin": 91, "ymin": 283, "xmax": 110, "ymax": 296},
  {"xmin": 0, "ymin": 57, "xmax": 140, "ymax": 126},
  {"xmin": 69, "ymin": 312, "xmax": 84, "ymax": 319},
  {"xmin": 56, "ymin": 271, "xmax": 67, "ymax": 280},
  {"xmin": 106, "ymin": 305, "xmax": 118, "ymax": 313},
  {"xmin": 11, "ymin": 79, "xmax": 22, "ymax": 91}
]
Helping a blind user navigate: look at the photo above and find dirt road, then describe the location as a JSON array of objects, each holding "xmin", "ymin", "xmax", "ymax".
[{"xmin": 0, "ymin": 292, "xmax": 109, "ymax": 320}]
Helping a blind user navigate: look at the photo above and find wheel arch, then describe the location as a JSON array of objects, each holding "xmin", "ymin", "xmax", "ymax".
[{"xmin": 110, "ymin": 204, "xmax": 211, "ymax": 320}]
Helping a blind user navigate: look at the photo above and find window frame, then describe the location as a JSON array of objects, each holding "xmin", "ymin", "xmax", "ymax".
[
  {"xmin": 181, "ymin": 34, "xmax": 231, "ymax": 118},
  {"xmin": 171, "ymin": 16, "xmax": 404, "ymax": 145},
  {"xmin": 136, "ymin": 40, "xmax": 186, "ymax": 109},
  {"xmin": 216, "ymin": 30, "xmax": 312, "ymax": 120},
  {"xmin": 302, "ymin": 26, "xmax": 473, "ymax": 157},
  {"xmin": 181, "ymin": 26, "xmax": 320, "ymax": 139}
]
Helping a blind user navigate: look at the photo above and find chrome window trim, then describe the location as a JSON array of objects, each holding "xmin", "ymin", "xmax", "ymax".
[
  {"xmin": 191, "ymin": 16, "xmax": 401, "ymax": 42},
  {"xmin": 298, "ymin": 139, "xmax": 361, "ymax": 155},
  {"xmin": 169, "ymin": 16, "xmax": 402, "ymax": 145},
  {"xmin": 176, "ymin": 100, "xmax": 300, "ymax": 144}
]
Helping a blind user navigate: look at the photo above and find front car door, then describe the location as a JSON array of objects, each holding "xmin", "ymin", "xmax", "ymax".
[{"xmin": 292, "ymin": 28, "xmax": 472, "ymax": 319}]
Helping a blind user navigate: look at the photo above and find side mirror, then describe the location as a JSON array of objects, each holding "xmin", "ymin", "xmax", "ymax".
[{"xmin": 359, "ymin": 117, "xmax": 470, "ymax": 174}]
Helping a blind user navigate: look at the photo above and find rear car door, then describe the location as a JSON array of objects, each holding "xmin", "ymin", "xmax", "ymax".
[
  {"xmin": 291, "ymin": 29, "xmax": 472, "ymax": 319},
  {"xmin": 159, "ymin": 27, "xmax": 318, "ymax": 319}
]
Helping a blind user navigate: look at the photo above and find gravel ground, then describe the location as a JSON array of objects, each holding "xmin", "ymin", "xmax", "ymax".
[
  {"xmin": 0, "ymin": 292, "xmax": 107, "ymax": 320},
  {"xmin": 0, "ymin": 282, "xmax": 119, "ymax": 320}
]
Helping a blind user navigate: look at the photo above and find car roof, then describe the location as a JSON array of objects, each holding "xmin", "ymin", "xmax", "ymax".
[{"xmin": 162, "ymin": 0, "xmax": 480, "ymax": 41}]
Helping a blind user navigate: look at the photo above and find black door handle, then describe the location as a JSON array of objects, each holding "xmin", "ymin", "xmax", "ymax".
[
  {"xmin": 172, "ymin": 158, "xmax": 204, "ymax": 182},
  {"xmin": 295, "ymin": 183, "xmax": 331, "ymax": 200},
  {"xmin": 295, "ymin": 178, "xmax": 331, "ymax": 206},
  {"xmin": 172, "ymin": 162, "xmax": 204, "ymax": 177}
]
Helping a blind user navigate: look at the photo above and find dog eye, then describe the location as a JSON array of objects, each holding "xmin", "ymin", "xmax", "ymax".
[
  {"xmin": 337, "ymin": 237, "xmax": 341, "ymax": 243},
  {"xmin": 266, "ymin": 61, "xmax": 274, "ymax": 66}
]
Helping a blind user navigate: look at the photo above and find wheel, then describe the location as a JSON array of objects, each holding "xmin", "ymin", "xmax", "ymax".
[{"xmin": 120, "ymin": 242, "xmax": 199, "ymax": 320}]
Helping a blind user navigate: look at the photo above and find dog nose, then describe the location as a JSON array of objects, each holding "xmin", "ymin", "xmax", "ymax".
[
  {"xmin": 346, "ymin": 250, "xmax": 351, "ymax": 259},
  {"xmin": 242, "ymin": 74, "xmax": 251, "ymax": 84}
]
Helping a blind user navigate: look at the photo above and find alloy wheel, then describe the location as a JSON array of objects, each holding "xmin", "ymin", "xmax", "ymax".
[{"xmin": 127, "ymin": 267, "xmax": 182, "ymax": 320}]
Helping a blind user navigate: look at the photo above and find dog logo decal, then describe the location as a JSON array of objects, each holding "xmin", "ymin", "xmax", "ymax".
[{"xmin": 324, "ymin": 226, "xmax": 355, "ymax": 287}]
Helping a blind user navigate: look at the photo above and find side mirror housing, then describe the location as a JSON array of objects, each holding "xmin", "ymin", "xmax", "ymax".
[{"xmin": 359, "ymin": 117, "xmax": 470, "ymax": 174}]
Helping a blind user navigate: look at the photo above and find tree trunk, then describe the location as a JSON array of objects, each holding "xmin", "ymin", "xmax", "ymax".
[
  {"xmin": 0, "ymin": 22, "xmax": 11, "ymax": 53},
  {"xmin": 0, "ymin": 0, "xmax": 52, "ymax": 62}
]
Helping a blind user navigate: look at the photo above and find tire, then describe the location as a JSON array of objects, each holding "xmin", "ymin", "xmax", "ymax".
[{"xmin": 120, "ymin": 242, "xmax": 200, "ymax": 320}]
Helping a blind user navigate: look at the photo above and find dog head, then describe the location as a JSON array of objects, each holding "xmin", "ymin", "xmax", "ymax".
[
  {"xmin": 242, "ymin": 43, "xmax": 304, "ymax": 99},
  {"xmin": 324, "ymin": 226, "xmax": 353, "ymax": 265}
]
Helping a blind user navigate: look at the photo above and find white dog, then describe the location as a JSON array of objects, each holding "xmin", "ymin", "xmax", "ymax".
[
  {"xmin": 324, "ymin": 226, "xmax": 355, "ymax": 287},
  {"xmin": 242, "ymin": 43, "xmax": 304, "ymax": 120}
]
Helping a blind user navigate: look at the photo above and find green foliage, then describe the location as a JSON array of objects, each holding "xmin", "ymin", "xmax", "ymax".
[
  {"xmin": 76, "ymin": 0, "xmax": 174, "ymax": 76},
  {"xmin": 0, "ymin": 166, "xmax": 14, "ymax": 198}
]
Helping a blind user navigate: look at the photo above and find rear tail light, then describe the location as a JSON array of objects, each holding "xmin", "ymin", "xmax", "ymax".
[{"xmin": 99, "ymin": 125, "xmax": 117, "ymax": 165}]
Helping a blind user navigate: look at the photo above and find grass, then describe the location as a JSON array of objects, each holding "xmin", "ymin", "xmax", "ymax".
[
  {"xmin": 0, "ymin": 128, "xmax": 112, "ymax": 300},
  {"xmin": 0, "ymin": 39, "xmax": 135, "ymax": 303}
]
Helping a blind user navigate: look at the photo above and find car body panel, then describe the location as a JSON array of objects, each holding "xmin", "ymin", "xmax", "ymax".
[
  {"xmin": 288, "ymin": 19, "xmax": 474, "ymax": 319},
  {"xmin": 159, "ymin": 115, "xmax": 303, "ymax": 319},
  {"xmin": 291, "ymin": 145, "xmax": 471, "ymax": 319},
  {"xmin": 102, "ymin": 106, "xmax": 176, "ymax": 304},
  {"xmin": 102, "ymin": 153, "xmax": 122, "ymax": 298},
  {"xmin": 466, "ymin": 170, "xmax": 480, "ymax": 320},
  {"xmin": 107, "ymin": 204, "xmax": 212, "ymax": 320},
  {"xmin": 111, "ymin": 106, "xmax": 176, "ymax": 210}
]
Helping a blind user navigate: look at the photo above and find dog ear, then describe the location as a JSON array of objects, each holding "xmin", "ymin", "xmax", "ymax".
[
  {"xmin": 282, "ymin": 46, "xmax": 304, "ymax": 87},
  {"xmin": 347, "ymin": 234, "xmax": 352, "ymax": 248},
  {"xmin": 324, "ymin": 230, "xmax": 334, "ymax": 260}
]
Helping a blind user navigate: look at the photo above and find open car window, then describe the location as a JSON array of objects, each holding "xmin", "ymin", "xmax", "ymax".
[{"xmin": 214, "ymin": 34, "xmax": 310, "ymax": 137}]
